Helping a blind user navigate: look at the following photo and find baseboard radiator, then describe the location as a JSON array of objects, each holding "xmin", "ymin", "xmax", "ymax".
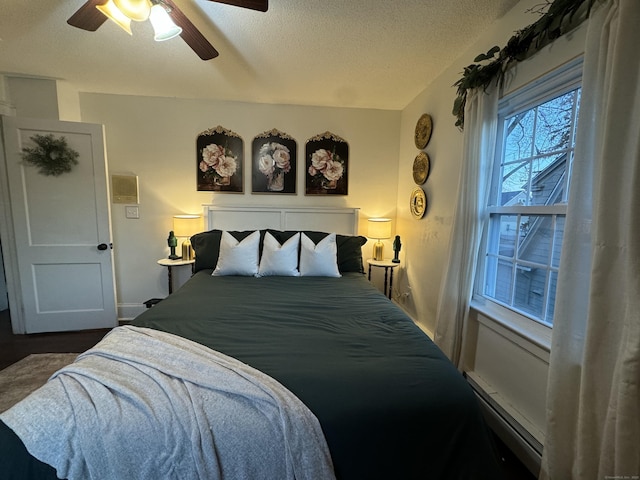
[{"xmin": 465, "ymin": 374, "xmax": 543, "ymax": 476}]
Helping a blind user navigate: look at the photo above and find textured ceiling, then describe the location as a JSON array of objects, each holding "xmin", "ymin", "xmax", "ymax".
[{"xmin": 0, "ymin": 0, "xmax": 522, "ymax": 110}]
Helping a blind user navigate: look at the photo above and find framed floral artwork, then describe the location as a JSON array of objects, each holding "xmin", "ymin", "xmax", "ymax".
[
  {"xmin": 196, "ymin": 126, "xmax": 243, "ymax": 192},
  {"xmin": 305, "ymin": 131, "xmax": 349, "ymax": 195},
  {"xmin": 251, "ymin": 129, "xmax": 297, "ymax": 194}
]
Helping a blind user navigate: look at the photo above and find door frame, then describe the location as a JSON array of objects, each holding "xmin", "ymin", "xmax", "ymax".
[{"xmin": 0, "ymin": 115, "xmax": 25, "ymax": 333}]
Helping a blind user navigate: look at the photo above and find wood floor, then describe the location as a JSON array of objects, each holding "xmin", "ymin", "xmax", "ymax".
[
  {"xmin": 0, "ymin": 308, "xmax": 537, "ymax": 479},
  {"xmin": 0, "ymin": 309, "xmax": 110, "ymax": 370}
]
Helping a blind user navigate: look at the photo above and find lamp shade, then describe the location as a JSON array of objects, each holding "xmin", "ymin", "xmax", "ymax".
[
  {"xmin": 367, "ymin": 218, "xmax": 392, "ymax": 240},
  {"xmin": 149, "ymin": 4, "xmax": 182, "ymax": 41},
  {"xmin": 96, "ymin": 0, "xmax": 133, "ymax": 35},
  {"xmin": 113, "ymin": 0, "xmax": 152, "ymax": 22},
  {"xmin": 368, "ymin": 218, "xmax": 391, "ymax": 261},
  {"xmin": 173, "ymin": 214, "xmax": 202, "ymax": 261},
  {"xmin": 173, "ymin": 214, "xmax": 202, "ymax": 237}
]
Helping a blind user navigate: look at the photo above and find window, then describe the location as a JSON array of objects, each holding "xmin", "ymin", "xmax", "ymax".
[{"xmin": 478, "ymin": 60, "xmax": 582, "ymax": 327}]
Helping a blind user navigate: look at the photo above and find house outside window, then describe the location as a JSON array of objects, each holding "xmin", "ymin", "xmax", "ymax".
[{"xmin": 477, "ymin": 59, "xmax": 583, "ymax": 327}]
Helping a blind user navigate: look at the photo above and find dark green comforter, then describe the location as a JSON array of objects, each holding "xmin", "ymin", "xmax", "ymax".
[
  {"xmin": 132, "ymin": 271, "xmax": 502, "ymax": 480},
  {"xmin": 0, "ymin": 271, "xmax": 501, "ymax": 479}
]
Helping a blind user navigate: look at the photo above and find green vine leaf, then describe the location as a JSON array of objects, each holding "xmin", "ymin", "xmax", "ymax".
[
  {"xmin": 20, "ymin": 134, "xmax": 80, "ymax": 176},
  {"xmin": 452, "ymin": 0, "xmax": 599, "ymax": 129},
  {"xmin": 474, "ymin": 46, "xmax": 501, "ymax": 62}
]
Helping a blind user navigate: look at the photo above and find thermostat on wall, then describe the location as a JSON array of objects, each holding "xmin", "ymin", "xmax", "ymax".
[{"xmin": 112, "ymin": 174, "xmax": 139, "ymax": 204}]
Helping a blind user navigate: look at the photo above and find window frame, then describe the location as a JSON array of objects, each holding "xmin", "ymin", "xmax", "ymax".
[{"xmin": 473, "ymin": 57, "xmax": 584, "ymax": 332}]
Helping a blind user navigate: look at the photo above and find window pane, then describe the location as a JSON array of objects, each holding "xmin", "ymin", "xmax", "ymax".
[
  {"xmin": 530, "ymin": 154, "xmax": 567, "ymax": 206},
  {"xmin": 493, "ymin": 260, "xmax": 513, "ymax": 304},
  {"xmin": 500, "ymin": 160, "xmax": 529, "ymax": 205},
  {"xmin": 498, "ymin": 215, "xmax": 517, "ymax": 257},
  {"xmin": 563, "ymin": 151, "xmax": 575, "ymax": 204},
  {"xmin": 514, "ymin": 263, "xmax": 544, "ymax": 318},
  {"xmin": 518, "ymin": 215, "xmax": 553, "ymax": 265},
  {"xmin": 504, "ymin": 110, "xmax": 534, "ymax": 163},
  {"xmin": 483, "ymin": 255, "xmax": 498, "ymax": 298},
  {"xmin": 534, "ymin": 91, "xmax": 576, "ymax": 154},
  {"xmin": 497, "ymin": 90, "xmax": 578, "ymax": 208},
  {"xmin": 552, "ymin": 216, "xmax": 565, "ymax": 268},
  {"xmin": 546, "ymin": 270, "xmax": 558, "ymax": 325}
]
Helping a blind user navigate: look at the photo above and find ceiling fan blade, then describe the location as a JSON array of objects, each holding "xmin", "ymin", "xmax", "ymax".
[
  {"xmin": 67, "ymin": 0, "xmax": 109, "ymax": 31},
  {"xmin": 208, "ymin": 0, "xmax": 268, "ymax": 12},
  {"xmin": 163, "ymin": 0, "xmax": 219, "ymax": 60}
]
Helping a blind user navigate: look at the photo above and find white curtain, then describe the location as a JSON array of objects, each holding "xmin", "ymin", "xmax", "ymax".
[
  {"xmin": 434, "ymin": 87, "xmax": 498, "ymax": 365},
  {"xmin": 540, "ymin": 0, "xmax": 640, "ymax": 478}
]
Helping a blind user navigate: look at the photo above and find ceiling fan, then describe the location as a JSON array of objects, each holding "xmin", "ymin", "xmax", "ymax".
[{"xmin": 67, "ymin": 0, "xmax": 268, "ymax": 61}]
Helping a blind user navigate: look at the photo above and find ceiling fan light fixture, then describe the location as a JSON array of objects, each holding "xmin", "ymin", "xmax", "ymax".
[
  {"xmin": 149, "ymin": 4, "xmax": 183, "ymax": 42},
  {"xmin": 112, "ymin": 0, "xmax": 152, "ymax": 22},
  {"xmin": 72, "ymin": 0, "xmax": 267, "ymax": 60},
  {"xmin": 96, "ymin": 0, "xmax": 133, "ymax": 35}
]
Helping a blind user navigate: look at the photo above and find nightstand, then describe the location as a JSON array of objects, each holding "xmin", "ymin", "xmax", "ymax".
[
  {"xmin": 157, "ymin": 258, "xmax": 195, "ymax": 294},
  {"xmin": 367, "ymin": 259, "xmax": 400, "ymax": 299}
]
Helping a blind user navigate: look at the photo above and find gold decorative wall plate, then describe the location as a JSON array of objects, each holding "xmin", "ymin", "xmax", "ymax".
[
  {"xmin": 412, "ymin": 152, "xmax": 430, "ymax": 185},
  {"xmin": 414, "ymin": 113, "xmax": 433, "ymax": 149},
  {"xmin": 410, "ymin": 187, "xmax": 427, "ymax": 219}
]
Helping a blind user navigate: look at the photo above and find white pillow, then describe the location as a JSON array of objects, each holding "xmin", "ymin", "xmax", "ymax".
[
  {"xmin": 212, "ymin": 230, "xmax": 260, "ymax": 276},
  {"xmin": 258, "ymin": 232, "xmax": 301, "ymax": 277},
  {"xmin": 299, "ymin": 233, "xmax": 341, "ymax": 277}
]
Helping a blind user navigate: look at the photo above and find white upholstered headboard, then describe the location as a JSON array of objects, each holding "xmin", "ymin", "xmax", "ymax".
[{"xmin": 202, "ymin": 205, "xmax": 360, "ymax": 236}]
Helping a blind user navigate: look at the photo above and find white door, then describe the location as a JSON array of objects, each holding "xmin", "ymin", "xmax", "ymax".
[{"xmin": 1, "ymin": 115, "xmax": 117, "ymax": 333}]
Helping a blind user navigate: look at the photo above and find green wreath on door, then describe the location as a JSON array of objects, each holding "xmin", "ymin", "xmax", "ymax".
[{"xmin": 20, "ymin": 134, "xmax": 79, "ymax": 176}]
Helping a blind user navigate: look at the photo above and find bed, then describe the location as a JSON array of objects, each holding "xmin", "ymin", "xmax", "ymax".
[{"xmin": 0, "ymin": 206, "xmax": 502, "ymax": 479}]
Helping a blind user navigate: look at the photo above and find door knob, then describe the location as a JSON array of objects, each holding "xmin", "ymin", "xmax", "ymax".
[{"xmin": 97, "ymin": 243, "xmax": 109, "ymax": 251}]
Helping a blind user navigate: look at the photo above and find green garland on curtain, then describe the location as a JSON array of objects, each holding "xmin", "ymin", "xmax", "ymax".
[
  {"xmin": 452, "ymin": 0, "xmax": 600, "ymax": 129},
  {"xmin": 21, "ymin": 134, "xmax": 79, "ymax": 176}
]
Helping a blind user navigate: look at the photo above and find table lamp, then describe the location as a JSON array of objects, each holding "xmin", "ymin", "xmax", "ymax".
[
  {"xmin": 173, "ymin": 214, "xmax": 203, "ymax": 260},
  {"xmin": 368, "ymin": 218, "xmax": 392, "ymax": 261}
]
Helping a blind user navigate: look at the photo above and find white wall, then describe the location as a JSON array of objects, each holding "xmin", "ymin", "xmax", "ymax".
[
  {"xmin": 79, "ymin": 94, "xmax": 401, "ymax": 318},
  {"xmin": 6, "ymin": 77, "xmax": 59, "ymax": 120}
]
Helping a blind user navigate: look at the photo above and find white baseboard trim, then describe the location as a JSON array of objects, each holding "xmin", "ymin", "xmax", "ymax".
[{"xmin": 466, "ymin": 373, "xmax": 542, "ymax": 477}]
